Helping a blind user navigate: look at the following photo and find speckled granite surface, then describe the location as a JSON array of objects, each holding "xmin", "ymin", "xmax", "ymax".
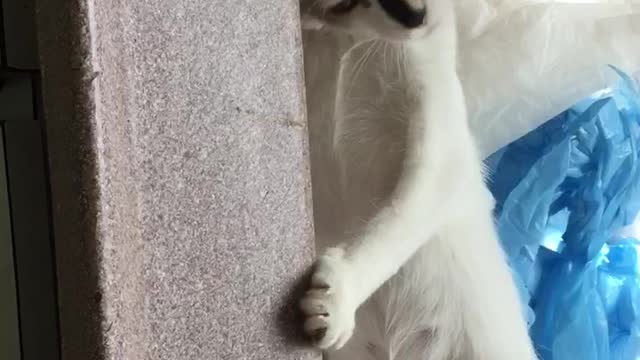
[{"xmin": 36, "ymin": 0, "xmax": 318, "ymax": 358}]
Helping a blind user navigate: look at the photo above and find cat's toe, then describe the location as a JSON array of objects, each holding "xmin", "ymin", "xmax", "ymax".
[
  {"xmin": 300, "ymin": 290, "xmax": 354, "ymax": 349},
  {"xmin": 300, "ymin": 293, "xmax": 329, "ymax": 316},
  {"xmin": 303, "ymin": 314, "xmax": 329, "ymax": 341}
]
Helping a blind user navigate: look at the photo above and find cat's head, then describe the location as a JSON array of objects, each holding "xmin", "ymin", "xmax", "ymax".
[{"xmin": 301, "ymin": 0, "xmax": 450, "ymax": 41}]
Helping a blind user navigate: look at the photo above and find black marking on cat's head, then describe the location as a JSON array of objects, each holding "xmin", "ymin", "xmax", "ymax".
[{"xmin": 378, "ymin": 0, "xmax": 426, "ymax": 29}]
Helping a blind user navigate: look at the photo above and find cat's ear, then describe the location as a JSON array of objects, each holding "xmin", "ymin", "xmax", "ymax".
[
  {"xmin": 300, "ymin": 0, "xmax": 328, "ymax": 30},
  {"xmin": 301, "ymin": 13, "xmax": 325, "ymax": 31}
]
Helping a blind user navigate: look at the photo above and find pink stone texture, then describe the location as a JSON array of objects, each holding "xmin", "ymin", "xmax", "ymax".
[{"xmin": 36, "ymin": 0, "xmax": 319, "ymax": 359}]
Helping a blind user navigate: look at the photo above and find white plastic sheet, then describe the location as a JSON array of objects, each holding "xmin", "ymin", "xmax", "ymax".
[
  {"xmin": 619, "ymin": 214, "xmax": 640, "ymax": 239},
  {"xmin": 456, "ymin": 0, "xmax": 640, "ymax": 157}
]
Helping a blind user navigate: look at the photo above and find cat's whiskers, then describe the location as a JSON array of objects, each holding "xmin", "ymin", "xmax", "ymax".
[{"xmin": 345, "ymin": 40, "xmax": 381, "ymax": 96}]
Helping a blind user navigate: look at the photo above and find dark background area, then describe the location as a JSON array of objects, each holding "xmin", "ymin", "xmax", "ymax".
[{"xmin": 0, "ymin": 0, "xmax": 60, "ymax": 359}]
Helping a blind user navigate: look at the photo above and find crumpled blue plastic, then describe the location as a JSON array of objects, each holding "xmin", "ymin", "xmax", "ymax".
[{"xmin": 486, "ymin": 67, "xmax": 640, "ymax": 360}]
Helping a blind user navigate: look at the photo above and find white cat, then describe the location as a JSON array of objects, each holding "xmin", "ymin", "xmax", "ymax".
[{"xmin": 299, "ymin": 0, "xmax": 537, "ymax": 359}]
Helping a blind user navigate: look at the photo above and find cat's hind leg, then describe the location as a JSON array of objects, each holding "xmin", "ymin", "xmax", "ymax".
[{"xmin": 438, "ymin": 196, "xmax": 538, "ymax": 360}]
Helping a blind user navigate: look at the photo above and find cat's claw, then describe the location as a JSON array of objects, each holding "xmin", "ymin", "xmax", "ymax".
[{"xmin": 300, "ymin": 248, "xmax": 357, "ymax": 350}]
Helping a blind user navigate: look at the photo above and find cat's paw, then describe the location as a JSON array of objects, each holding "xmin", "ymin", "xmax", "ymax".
[{"xmin": 300, "ymin": 248, "xmax": 357, "ymax": 350}]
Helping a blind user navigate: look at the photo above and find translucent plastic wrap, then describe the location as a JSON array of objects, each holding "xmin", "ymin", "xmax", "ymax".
[
  {"xmin": 457, "ymin": 0, "xmax": 640, "ymax": 157},
  {"xmin": 486, "ymin": 69, "xmax": 640, "ymax": 360}
]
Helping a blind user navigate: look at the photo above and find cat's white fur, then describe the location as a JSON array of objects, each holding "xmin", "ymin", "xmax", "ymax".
[{"xmin": 299, "ymin": 0, "xmax": 538, "ymax": 359}]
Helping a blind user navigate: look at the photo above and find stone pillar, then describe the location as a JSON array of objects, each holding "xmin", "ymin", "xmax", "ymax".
[{"xmin": 35, "ymin": 0, "xmax": 318, "ymax": 359}]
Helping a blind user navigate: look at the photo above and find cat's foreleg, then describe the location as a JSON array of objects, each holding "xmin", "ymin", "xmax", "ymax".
[{"xmin": 301, "ymin": 63, "xmax": 478, "ymax": 350}]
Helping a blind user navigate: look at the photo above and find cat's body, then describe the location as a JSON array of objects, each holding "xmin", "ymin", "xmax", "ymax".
[{"xmin": 300, "ymin": 1, "xmax": 537, "ymax": 359}]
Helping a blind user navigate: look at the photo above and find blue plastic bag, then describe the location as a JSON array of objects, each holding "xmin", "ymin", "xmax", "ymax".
[{"xmin": 486, "ymin": 68, "xmax": 640, "ymax": 360}]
